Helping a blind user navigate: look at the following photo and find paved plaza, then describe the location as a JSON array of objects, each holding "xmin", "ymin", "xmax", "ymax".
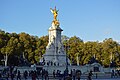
[
  {"xmin": 1, "ymin": 75, "xmax": 120, "ymax": 80},
  {"xmin": 3, "ymin": 77, "xmax": 120, "ymax": 80}
]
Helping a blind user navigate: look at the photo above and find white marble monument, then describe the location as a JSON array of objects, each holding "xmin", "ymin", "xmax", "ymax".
[{"xmin": 43, "ymin": 7, "xmax": 67, "ymax": 66}]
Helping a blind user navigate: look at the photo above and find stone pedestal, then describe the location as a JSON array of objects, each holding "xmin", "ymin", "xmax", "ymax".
[{"xmin": 43, "ymin": 23, "xmax": 67, "ymax": 66}]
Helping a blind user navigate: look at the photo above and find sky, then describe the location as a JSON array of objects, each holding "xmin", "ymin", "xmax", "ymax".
[{"xmin": 0, "ymin": 0, "xmax": 120, "ymax": 42}]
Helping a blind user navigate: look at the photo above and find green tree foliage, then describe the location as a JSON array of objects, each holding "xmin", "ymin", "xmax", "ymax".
[
  {"xmin": 63, "ymin": 36, "xmax": 120, "ymax": 67},
  {"xmin": 0, "ymin": 30, "xmax": 48, "ymax": 66},
  {"xmin": 35, "ymin": 35, "xmax": 48, "ymax": 63},
  {"xmin": 63, "ymin": 36, "xmax": 83, "ymax": 65},
  {"xmin": 0, "ymin": 29, "xmax": 120, "ymax": 67},
  {"xmin": 102, "ymin": 38, "xmax": 119, "ymax": 67}
]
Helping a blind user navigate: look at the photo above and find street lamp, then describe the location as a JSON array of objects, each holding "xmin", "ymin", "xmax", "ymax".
[
  {"xmin": 5, "ymin": 52, "xmax": 8, "ymax": 67},
  {"xmin": 65, "ymin": 40, "xmax": 69, "ymax": 76}
]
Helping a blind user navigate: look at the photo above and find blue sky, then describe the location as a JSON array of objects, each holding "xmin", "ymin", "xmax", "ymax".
[{"xmin": 0, "ymin": 0, "xmax": 120, "ymax": 42}]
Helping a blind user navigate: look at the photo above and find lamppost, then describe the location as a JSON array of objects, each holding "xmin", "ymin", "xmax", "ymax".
[
  {"xmin": 4, "ymin": 40, "xmax": 8, "ymax": 67},
  {"xmin": 5, "ymin": 52, "xmax": 8, "ymax": 67},
  {"xmin": 66, "ymin": 47, "xmax": 68, "ymax": 70},
  {"xmin": 1, "ymin": 52, "xmax": 8, "ymax": 67},
  {"xmin": 65, "ymin": 40, "xmax": 69, "ymax": 76}
]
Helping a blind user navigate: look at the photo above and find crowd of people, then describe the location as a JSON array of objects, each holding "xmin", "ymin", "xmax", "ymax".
[
  {"xmin": 111, "ymin": 69, "xmax": 120, "ymax": 78},
  {"xmin": 0, "ymin": 67, "xmax": 93, "ymax": 80},
  {"xmin": 0, "ymin": 67, "xmax": 49, "ymax": 80},
  {"xmin": 1, "ymin": 66, "xmax": 120, "ymax": 80}
]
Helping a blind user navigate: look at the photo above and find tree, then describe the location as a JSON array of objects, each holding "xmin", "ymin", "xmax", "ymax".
[
  {"xmin": 66, "ymin": 36, "xmax": 83, "ymax": 65},
  {"xmin": 35, "ymin": 35, "xmax": 48, "ymax": 63},
  {"xmin": 102, "ymin": 38, "xmax": 119, "ymax": 67},
  {"xmin": 1, "ymin": 29, "xmax": 120, "ymax": 67}
]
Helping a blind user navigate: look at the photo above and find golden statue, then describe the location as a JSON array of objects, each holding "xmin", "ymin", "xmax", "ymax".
[{"xmin": 50, "ymin": 7, "xmax": 60, "ymax": 26}]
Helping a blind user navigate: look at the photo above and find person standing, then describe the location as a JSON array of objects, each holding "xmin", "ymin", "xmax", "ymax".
[
  {"xmin": 76, "ymin": 70, "xmax": 81, "ymax": 80},
  {"xmin": 111, "ymin": 69, "xmax": 115, "ymax": 78},
  {"xmin": 11, "ymin": 72, "xmax": 14, "ymax": 80},
  {"xmin": 87, "ymin": 71, "xmax": 93, "ymax": 80},
  {"xmin": 53, "ymin": 70, "xmax": 56, "ymax": 78},
  {"xmin": 24, "ymin": 70, "xmax": 28, "ymax": 79},
  {"xmin": 17, "ymin": 70, "xmax": 21, "ymax": 80},
  {"xmin": 44, "ymin": 70, "xmax": 48, "ymax": 80},
  {"xmin": 65, "ymin": 74, "xmax": 72, "ymax": 80},
  {"xmin": 32, "ymin": 71, "xmax": 36, "ymax": 80},
  {"xmin": 0, "ymin": 73, "xmax": 2, "ymax": 79},
  {"xmin": 72, "ymin": 69, "xmax": 76, "ymax": 80}
]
